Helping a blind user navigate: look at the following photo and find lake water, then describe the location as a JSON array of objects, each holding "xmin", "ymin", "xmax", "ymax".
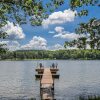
[{"xmin": 0, "ymin": 60, "xmax": 100, "ymax": 100}]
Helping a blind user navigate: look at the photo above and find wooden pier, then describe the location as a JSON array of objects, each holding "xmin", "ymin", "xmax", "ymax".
[{"xmin": 35, "ymin": 66, "xmax": 59, "ymax": 100}]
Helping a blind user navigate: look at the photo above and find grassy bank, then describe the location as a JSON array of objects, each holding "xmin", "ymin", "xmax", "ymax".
[
  {"xmin": 79, "ymin": 95, "xmax": 100, "ymax": 100},
  {"xmin": 0, "ymin": 49, "xmax": 100, "ymax": 60}
]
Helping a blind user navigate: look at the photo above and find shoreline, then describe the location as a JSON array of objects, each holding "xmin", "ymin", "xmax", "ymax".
[{"xmin": 0, "ymin": 58, "xmax": 100, "ymax": 61}]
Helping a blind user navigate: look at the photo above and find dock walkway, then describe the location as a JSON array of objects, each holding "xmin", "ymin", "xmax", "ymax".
[
  {"xmin": 41, "ymin": 68, "xmax": 54, "ymax": 99},
  {"xmin": 35, "ymin": 67, "xmax": 59, "ymax": 100},
  {"xmin": 41, "ymin": 68, "xmax": 53, "ymax": 85}
]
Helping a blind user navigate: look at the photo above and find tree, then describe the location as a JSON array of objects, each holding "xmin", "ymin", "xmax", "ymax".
[
  {"xmin": 95, "ymin": 36, "xmax": 100, "ymax": 50},
  {"xmin": 0, "ymin": 0, "xmax": 64, "ymax": 26},
  {"xmin": 64, "ymin": 39, "xmax": 77, "ymax": 49},
  {"xmin": 0, "ymin": 31, "xmax": 8, "ymax": 54},
  {"xmin": 74, "ymin": 18, "xmax": 100, "ymax": 50},
  {"xmin": 64, "ymin": 41, "xmax": 70, "ymax": 49},
  {"xmin": 64, "ymin": 18, "xmax": 100, "ymax": 50},
  {"xmin": 77, "ymin": 37, "xmax": 87, "ymax": 50},
  {"xmin": 68, "ymin": 0, "xmax": 100, "ymax": 50},
  {"xmin": 70, "ymin": 0, "xmax": 100, "ymax": 16},
  {"xmin": 64, "ymin": 37, "xmax": 87, "ymax": 50}
]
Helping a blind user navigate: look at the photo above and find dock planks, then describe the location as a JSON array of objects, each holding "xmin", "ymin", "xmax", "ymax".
[
  {"xmin": 41, "ymin": 68, "xmax": 53, "ymax": 84},
  {"xmin": 35, "ymin": 67, "xmax": 59, "ymax": 100}
]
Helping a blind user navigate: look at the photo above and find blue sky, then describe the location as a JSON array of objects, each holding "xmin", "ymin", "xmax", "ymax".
[{"xmin": 1, "ymin": 0, "xmax": 100, "ymax": 50}]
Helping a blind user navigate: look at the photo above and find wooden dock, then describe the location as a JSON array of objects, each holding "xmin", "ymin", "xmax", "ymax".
[
  {"xmin": 35, "ymin": 68, "xmax": 59, "ymax": 74},
  {"xmin": 35, "ymin": 66, "xmax": 59, "ymax": 100},
  {"xmin": 41, "ymin": 68, "xmax": 53, "ymax": 84}
]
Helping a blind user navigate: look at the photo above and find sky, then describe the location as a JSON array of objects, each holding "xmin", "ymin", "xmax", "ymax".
[{"xmin": 1, "ymin": 0, "xmax": 100, "ymax": 51}]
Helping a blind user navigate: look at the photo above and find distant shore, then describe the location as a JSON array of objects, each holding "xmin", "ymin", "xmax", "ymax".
[{"xmin": 0, "ymin": 49, "xmax": 100, "ymax": 60}]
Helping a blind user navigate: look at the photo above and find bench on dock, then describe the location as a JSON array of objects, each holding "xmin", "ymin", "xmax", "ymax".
[{"xmin": 35, "ymin": 68, "xmax": 59, "ymax": 74}]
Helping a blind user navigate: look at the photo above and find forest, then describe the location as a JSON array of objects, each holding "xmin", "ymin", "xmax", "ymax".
[{"xmin": 0, "ymin": 49, "xmax": 100, "ymax": 60}]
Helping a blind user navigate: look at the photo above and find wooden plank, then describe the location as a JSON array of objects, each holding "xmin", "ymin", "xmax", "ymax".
[
  {"xmin": 42, "ymin": 93, "xmax": 53, "ymax": 99},
  {"xmin": 41, "ymin": 68, "xmax": 53, "ymax": 84},
  {"xmin": 40, "ymin": 68, "xmax": 54, "ymax": 99},
  {"xmin": 36, "ymin": 68, "xmax": 59, "ymax": 72}
]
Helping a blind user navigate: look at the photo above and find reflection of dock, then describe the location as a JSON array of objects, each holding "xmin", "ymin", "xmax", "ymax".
[{"xmin": 35, "ymin": 67, "xmax": 59, "ymax": 100}]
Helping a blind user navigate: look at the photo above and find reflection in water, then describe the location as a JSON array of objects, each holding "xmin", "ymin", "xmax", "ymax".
[{"xmin": 0, "ymin": 60, "xmax": 100, "ymax": 100}]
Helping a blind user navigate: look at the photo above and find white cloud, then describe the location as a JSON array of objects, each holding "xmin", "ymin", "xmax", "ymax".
[
  {"xmin": 42, "ymin": 9, "xmax": 77, "ymax": 28},
  {"xmin": 48, "ymin": 44, "xmax": 64, "ymax": 50},
  {"xmin": 53, "ymin": 44, "xmax": 64, "ymax": 50},
  {"xmin": 55, "ymin": 26, "xmax": 64, "ymax": 33},
  {"xmin": 54, "ymin": 26, "xmax": 79, "ymax": 40},
  {"xmin": 48, "ymin": 31, "xmax": 55, "ymax": 34},
  {"xmin": 21, "ymin": 36, "xmax": 47, "ymax": 50},
  {"xmin": 0, "ymin": 41, "xmax": 9, "ymax": 44},
  {"xmin": 1, "ymin": 21, "xmax": 25, "ymax": 40},
  {"xmin": 0, "ymin": 40, "xmax": 20, "ymax": 51},
  {"xmin": 54, "ymin": 31, "xmax": 80, "ymax": 40}
]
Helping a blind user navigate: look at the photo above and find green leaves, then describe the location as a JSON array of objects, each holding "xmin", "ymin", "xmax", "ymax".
[
  {"xmin": 0, "ymin": 31, "xmax": 8, "ymax": 53},
  {"xmin": 70, "ymin": 0, "xmax": 99, "ymax": 8},
  {"xmin": 78, "ymin": 10, "xmax": 88, "ymax": 16},
  {"xmin": 70, "ymin": 0, "xmax": 99, "ymax": 16},
  {"xmin": 0, "ymin": 0, "xmax": 64, "ymax": 26},
  {"xmin": 0, "ymin": 31, "xmax": 8, "ymax": 39},
  {"xmin": 64, "ymin": 18, "xmax": 100, "ymax": 50}
]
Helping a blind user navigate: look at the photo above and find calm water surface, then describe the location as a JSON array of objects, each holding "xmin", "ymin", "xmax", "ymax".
[{"xmin": 0, "ymin": 60, "xmax": 100, "ymax": 100}]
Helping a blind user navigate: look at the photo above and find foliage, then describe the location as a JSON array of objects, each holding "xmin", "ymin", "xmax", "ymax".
[
  {"xmin": 64, "ymin": 18, "xmax": 100, "ymax": 50},
  {"xmin": 70, "ymin": 0, "xmax": 100, "ymax": 16},
  {"xmin": 0, "ymin": 0, "xmax": 99, "ymax": 25},
  {"xmin": 0, "ymin": 0, "xmax": 64, "ymax": 26},
  {"xmin": 64, "ymin": 1, "xmax": 100, "ymax": 50},
  {"xmin": 0, "ymin": 49, "xmax": 100, "ymax": 60},
  {"xmin": 0, "ymin": 31, "xmax": 8, "ymax": 54}
]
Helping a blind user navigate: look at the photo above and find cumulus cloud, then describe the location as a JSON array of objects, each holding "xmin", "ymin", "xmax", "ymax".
[
  {"xmin": 52, "ymin": 44, "xmax": 64, "ymax": 50},
  {"xmin": 21, "ymin": 36, "xmax": 47, "ymax": 50},
  {"xmin": 42, "ymin": 9, "xmax": 77, "ymax": 28},
  {"xmin": 1, "ymin": 21, "xmax": 25, "ymax": 40},
  {"xmin": 48, "ymin": 44, "xmax": 64, "ymax": 50},
  {"xmin": 54, "ymin": 31, "xmax": 80, "ymax": 40},
  {"xmin": 55, "ymin": 26, "xmax": 64, "ymax": 33},
  {"xmin": 0, "ymin": 40, "xmax": 20, "ymax": 51},
  {"xmin": 53, "ymin": 26, "xmax": 80, "ymax": 40}
]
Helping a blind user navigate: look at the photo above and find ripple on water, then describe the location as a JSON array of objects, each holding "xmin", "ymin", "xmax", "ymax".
[{"xmin": 0, "ymin": 60, "xmax": 100, "ymax": 100}]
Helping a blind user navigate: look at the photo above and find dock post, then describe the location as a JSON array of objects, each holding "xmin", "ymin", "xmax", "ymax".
[
  {"xmin": 40, "ymin": 75, "xmax": 42, "ymax": 100},
  {"xmin": 53, "ymin": 77, "xmax": 54, "ymax": 90}
]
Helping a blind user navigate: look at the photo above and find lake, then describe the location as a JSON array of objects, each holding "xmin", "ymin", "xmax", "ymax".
[{"xmin": 0, "ymin": 60, "xmax": 100, "ymax": 100}]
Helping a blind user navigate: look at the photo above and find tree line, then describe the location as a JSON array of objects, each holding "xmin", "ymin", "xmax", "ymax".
[{"xmin": 0, "ymin": 50, "xmax": 100, "ymax": 60}]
